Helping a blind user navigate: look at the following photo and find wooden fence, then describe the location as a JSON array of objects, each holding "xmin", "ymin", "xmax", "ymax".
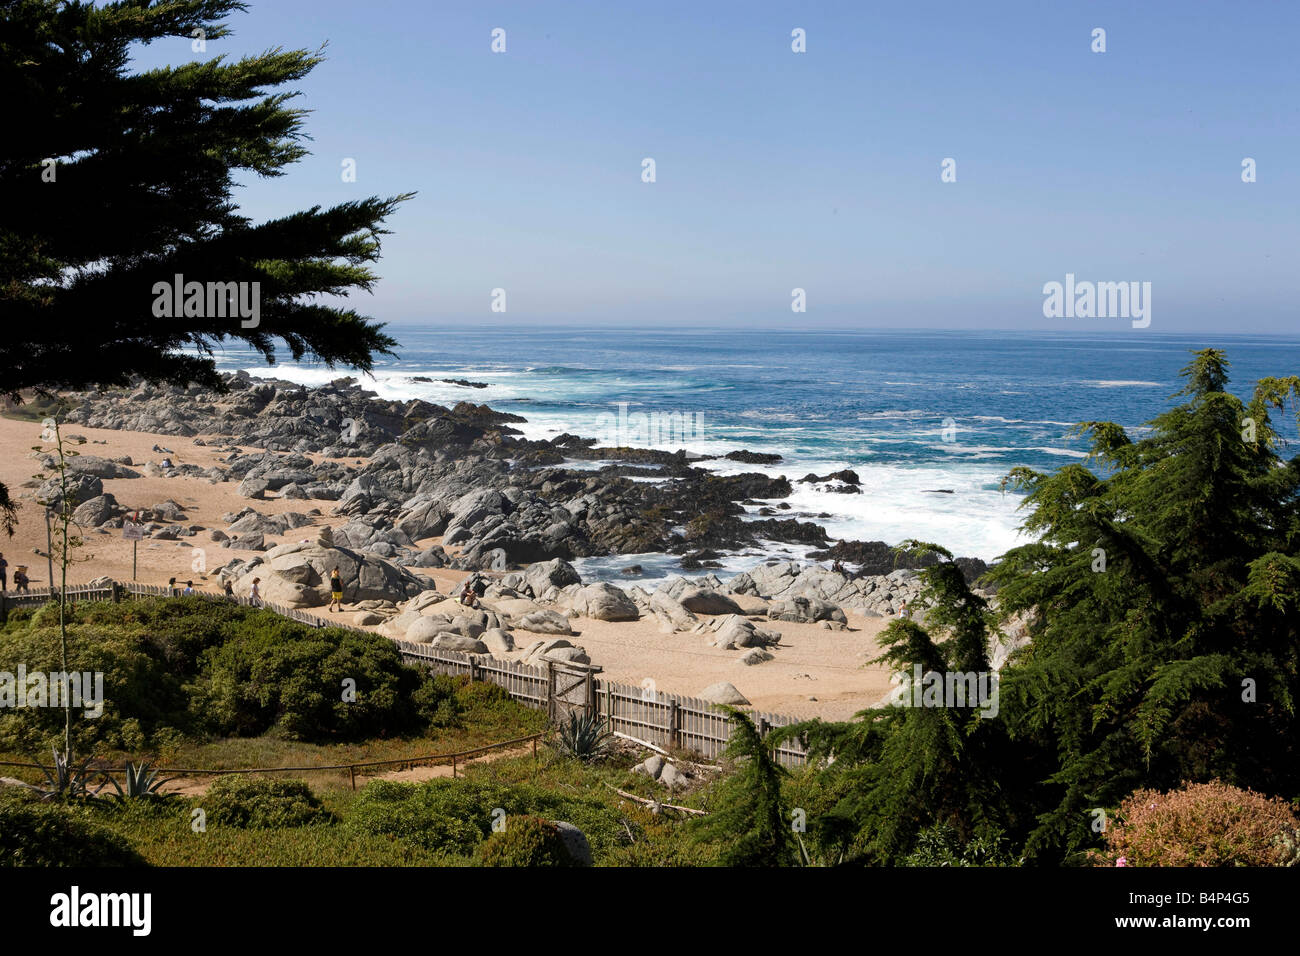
[{"xmin": 0, "ymin": 581, "xmax": 811, "ymax": 766}]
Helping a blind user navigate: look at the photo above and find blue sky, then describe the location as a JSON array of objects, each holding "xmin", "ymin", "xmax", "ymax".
[{"xmin": 128, "ymin": 1, "xmax": 1299, "ymax": 332}]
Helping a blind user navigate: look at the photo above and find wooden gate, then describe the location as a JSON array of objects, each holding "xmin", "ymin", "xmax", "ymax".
[{"xmin": 547, "ymin": 661, "xmax": 599, "ymax": 722}]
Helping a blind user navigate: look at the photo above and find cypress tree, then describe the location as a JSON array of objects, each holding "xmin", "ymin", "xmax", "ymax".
[
  {"xmin": 0, "ymin": 0, "xmax": 411, "ymax": 530},
  {"xmin": 694, "ymin": 707, "xmax": 798, "ymax": 866},
  {"xmin": 993, "ymin": 349, "xmax": 1300, "ymax": 861}
]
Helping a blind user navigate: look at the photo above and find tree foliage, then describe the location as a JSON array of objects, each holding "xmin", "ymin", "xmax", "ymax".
[
  {"xmin": 693, "ymin": 707, "xmax": 798, "ymax": 866},
  {"xmin": 0, "ymin": 0, "xmax": 411, "ymax": 529},
  {"xmin": 773, "ymin": 542, "xmax": 1026, "ymax": 864},
  {"xmin": 751, "ymin": 355, "xmax": 1300, "ymax": 866},
  {"xmin": 992, "ymin": 349, "xmax": 1300, "ymax": 861}
]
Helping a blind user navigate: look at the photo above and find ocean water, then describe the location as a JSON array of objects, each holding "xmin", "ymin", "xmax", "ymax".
[{"xmin": 212, "ymin": 328, "xmax": 1300, "ymax": 573}]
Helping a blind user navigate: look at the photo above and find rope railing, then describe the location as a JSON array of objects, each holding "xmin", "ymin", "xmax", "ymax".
[{"xmin": 0, "ymin": 732, "xmax": 545, "ymax": 790}]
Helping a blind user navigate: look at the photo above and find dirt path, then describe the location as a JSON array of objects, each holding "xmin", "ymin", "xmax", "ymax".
[{"xmin": 156, "ymin": 743, "xmax": 535, "ymax": 797}]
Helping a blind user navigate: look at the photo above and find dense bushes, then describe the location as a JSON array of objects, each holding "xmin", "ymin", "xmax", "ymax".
[
  {"xmin": 190, "ymin": 626, "xmax": 434, "ymax": 741},
  {"xmin": 345, "ymin": 779, "xmax": 487, "ymax": 854},
  {"xmin": 477, "ymin": 815, "xmax": 573, "ymax": 867},
  {"xmin": 204, "ymin": 776, "xmax": 333, "ymax": 829},
  {"xmin": 0, "ymin": 597, "xmax": 470, "ymax": 752},
  {"xmin": 346, "ymin": 778, "xmax": 623, "ymax": 858},
  {"xmin": 0, "ymin": 790, "xmax": 146, "ymax": 867},
  {"xmin": 1094, "ymin": 781, "xmax": 1300, "ymax": 867}
]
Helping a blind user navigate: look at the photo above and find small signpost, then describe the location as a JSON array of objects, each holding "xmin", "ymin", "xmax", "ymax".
[{"xmin": 122, "ymin": 513, "xmax": 143, "ymax": 581}]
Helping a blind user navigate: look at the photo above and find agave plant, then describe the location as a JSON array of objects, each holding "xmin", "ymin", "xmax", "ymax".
[
  {"xmin": 107, "ymin": 761, "xmax": 176, "ymax": 802},
  {"xmin": 550, "ymin": 711, "xmax": 614, "ymax": 762},
  {"xmin": 31, "ymin": 747, "xmax": 106, "ymax": 801}
]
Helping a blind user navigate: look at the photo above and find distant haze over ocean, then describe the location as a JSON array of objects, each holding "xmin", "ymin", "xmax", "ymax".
[{"xmin": 212, "ymin": 328, "xmax": 1300, "ymax": 575}]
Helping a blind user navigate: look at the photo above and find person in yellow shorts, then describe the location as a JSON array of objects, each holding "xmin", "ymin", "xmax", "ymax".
[{"xmin": 328, "ymin": 567, "xmax": 344, "ymax": 612}]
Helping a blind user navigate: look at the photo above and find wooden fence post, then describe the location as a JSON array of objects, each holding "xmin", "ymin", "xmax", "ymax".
[
  {"xmin": 669, "ymin": 699, "xmax": 680, "ymax": 751},
  {"xmin": 545, "ymin": 661, "xmax": 555, "ymax": 722}
]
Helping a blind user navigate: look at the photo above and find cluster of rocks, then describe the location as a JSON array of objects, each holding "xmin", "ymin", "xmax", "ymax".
[
  {"xmin": 54, "ymin": 373, "xmax": 952, "ymax": 574},
  {"xmin": 630, "ymin": 754, "xmax": 693, "ymax": 790},
  {"xmin": 215, "ymin": 529, "xmax": 437, "ymax": 609},
  {"xmin": 728, "ymin": 561, "xmax": 932, "ymax": 618},
  {"xmin": 47, "ymin": 374, "xmax": 995, "ymax": 616},
  {"xmin": 362, "ymin": 556, "xmax": 958, "ymax": 685}
]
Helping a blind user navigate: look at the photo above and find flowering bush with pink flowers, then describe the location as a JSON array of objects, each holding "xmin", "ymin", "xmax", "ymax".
[{"xmin": 1092, "ymin": 781, "xmax": 1300, "ymax": 867}]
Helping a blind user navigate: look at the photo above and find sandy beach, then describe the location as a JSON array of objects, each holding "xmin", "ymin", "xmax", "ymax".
[{"xmin": 0, "ymin": 413, "xmax": 895, "ymax": 721}]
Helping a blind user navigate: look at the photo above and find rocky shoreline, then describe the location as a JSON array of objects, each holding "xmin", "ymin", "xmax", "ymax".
[
  {"xmin": 6, "ymin": 372, "xmax": 1024, "ymax": 706},
  {"xmin": 54, "ymin": 371, "xmax": 990, "ymax": 583}
]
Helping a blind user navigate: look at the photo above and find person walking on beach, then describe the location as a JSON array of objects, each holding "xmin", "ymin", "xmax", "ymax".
[
  {"xmin": 167, "ymin": 577, "xmax": 179, "ymax": 597},
  {"xmin": 183, "ymin": 580, "xmax": 195, "ymax": 595},
  {"xmin": 250, "ymin": 577, "xmax": 262, "ymax": 606},
  {"xmin": 13, "ymin": 566, "xmax": 29, "ymax": 593},
  {"xmin": 0, "ymin": 552, "xmax": 7, "ymax": 591},
  {"xmin": 328, "ymin": 567, "xmax": 344, "ymax": 612},
  {"xmin": 223, "ymin": 580, "xmax": 234, "ymax": 600}
]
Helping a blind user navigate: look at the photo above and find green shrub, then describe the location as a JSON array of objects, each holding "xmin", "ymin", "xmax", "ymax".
[
  {"xmin": 412, "ymin": 673, "xmax": 465, "ymax": 727},
  {"xmin": 901, "ymin": 823, "xmax": 1016, "ymax": 867},
  {"xmin": 190, "ymin": 625, "xmax": 432, "ymax": 741},
  {"xmin": 0, "ymin": 790, "xmax": 146, "ymax": 866},
  {"xmin": 0, "ymin": 597, "xmax": 464, "ymax": 751},
  {"xmin": 345, "ymin": 779, "xmax": 497, "ymax": 855},
  {"xmin": 204, "ymin": 776, "xmax": 333, "ymax": 829},
  {"xmin": 477, "ymin": 815, "xmax": 572, "ymax": 867},
  {"xmin": 346, "ymin": 778, "xmax": 623, "ymax": 858}
]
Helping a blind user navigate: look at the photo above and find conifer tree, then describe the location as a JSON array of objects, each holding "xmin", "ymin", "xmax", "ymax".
[
  {"xmin": 0, "ymin": 0, "xmax": 411, "ymax": 531},
  {"xmin": 992, "ymin": 349, "xmax": 1300, "ymax": 861},
  {"xmin": 694, "ymin": 708, "xmax": 798, "ymax": 866},
  {"xmin": 773, "ymin": 543, "xmax": 1022, "ymax": 863}
]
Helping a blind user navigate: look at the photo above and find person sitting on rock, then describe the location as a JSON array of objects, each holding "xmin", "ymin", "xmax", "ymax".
[
  {"xmin": 328, "ymin": 567, "xmax": 344, "ymax": 612},
  {"xmin": 459, "ymin": 580, "xmax": 479, "ymax": 608}
]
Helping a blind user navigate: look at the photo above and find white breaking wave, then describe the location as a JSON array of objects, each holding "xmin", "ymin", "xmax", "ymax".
[{"xmin": 1084, "ymin": 380, "xmax": 1163, "ymax": 388}]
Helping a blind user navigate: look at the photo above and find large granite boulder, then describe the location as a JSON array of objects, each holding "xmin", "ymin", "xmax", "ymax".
[
  {"xmin": 768, "ymin": 595, "xmax": 847, "ymax": 624},
  {"xmin": 678, "ymin": 588, "xmax": 743, "ymax": 616},
  {"xmin": 649, "ymin": 590, "xmax": 699, "ymax": 633},
  {"xmin": 699, "ymin": 682, "xmax": 750, "ymax": 706},
  {"xmin": 37, "ymin": 473, "xmax": 102, "ymax": 506},
  {"xmin": 523, "ymin": 558, "xmax": 581, "ymax": 598},
  {"xmin": 72, "ymin": 493, "xmax": 117, "ymax": 528},
  {"xmin": 405, "ymin": 616, "xmax": 454, "ymax": 643},
  {"xmin": 568, "ymin": 582, "xmax": 638, "ymax": 621},
  {"xmin": 226, "ymin": 539, "xmax": 436, "ymax": 608},
  {"xmin": 513, "ymin": 609, "xmax": 575, "ymax": 635},
  {"xmin": 431, "ymin": 634, "xmax": 489, "ymax": 654},
  {"xmin": 703, "ymin": 614, "xmax": 781, "ymax": 650}
]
